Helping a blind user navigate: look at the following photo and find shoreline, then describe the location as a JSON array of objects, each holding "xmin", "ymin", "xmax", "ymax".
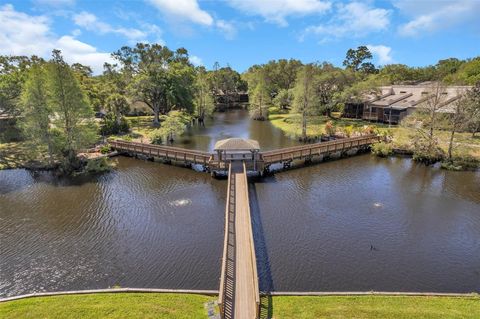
[{"xmin": 2, "ymin": 288, "xmax": 478, "ymax": 303}]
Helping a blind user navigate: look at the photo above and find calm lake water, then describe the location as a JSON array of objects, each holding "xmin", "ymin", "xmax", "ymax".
[{"xmin": 1, "ymin": 110, "xmax": 479, "ymax": 297}]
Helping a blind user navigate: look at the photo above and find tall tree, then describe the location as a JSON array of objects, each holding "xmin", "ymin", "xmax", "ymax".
[
  {"xmin": 113, "ymin": 44, "xmax": 195, "ymax": 126},
  {"xmin": 20, "ymin": 63, "xmax": 54, "ymax": 164},
  {"xmin": 292, "ymin": 64, "xmax": 319, "ymax": 141},
  {"xmin": 47, "ymin": 50, "xmax": 96, "ymax": 169},
  {"xmin": 193, "ymin": 66, "xmax": 215, "ymax": 126},
  {"xmin": 249, "ymin": 69, "xmax": 269, "ymax": 120},
  {"xmin": 316, "ymin": 63, "xmax": 354, "ymax": 118},
  {"xmin": 0, "ymin": 56, "xmax": 43, "ymax": 118},
  {"xmin": 343, "ymin": 46, "xmax": 377, "ymax": 74}
]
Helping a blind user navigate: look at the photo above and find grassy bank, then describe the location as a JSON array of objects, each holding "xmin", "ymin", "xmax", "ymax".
[
  {"xmin": 268, "ymin": 107, "xmax": 480, "ymax": 159},
  {"xmin": 271, "ymin": 295, "xmax": 480, "ymax": 319},
  {"xmin": 0, "ymin": 293, "xmax": 215, "ymax": 319},
  {"xmin": 1, "ymin": 293, "xmax": 479, "ymax": 318}
]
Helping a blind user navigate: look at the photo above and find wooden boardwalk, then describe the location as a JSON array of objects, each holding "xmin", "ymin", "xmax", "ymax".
[
  {"xmin": 109, "ymin": 140, "xmax": 212, "ymax": 166},
  {"xmin": 219, "ymin": 161, "xmax": 260, "ymax": 319},
  {"xmin": 260, "ymin": 134, "xmax": 380, "ymax": 165},
  {"xmin": 110, "ymin": 135, "xmax": 380, "ymax": 174}
]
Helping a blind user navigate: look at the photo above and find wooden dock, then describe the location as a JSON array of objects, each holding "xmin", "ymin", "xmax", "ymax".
[
  {"xmin": 218, "ymin": 161, "xmax": 260, "ymax": 319},
  {"xmin": 260, "ymin": 135, "xmax": 380, "ymax": 165},
  {"xmin": 108, "ymin": 135, "xmax": 381, "ymax": 318},
  {"xmin": 109, "ymin": 135, "xmax": 380, "ymax": 175},
  {"xmin": 109, "ymin": 140, "xmax": 212, "ymax": 166}
]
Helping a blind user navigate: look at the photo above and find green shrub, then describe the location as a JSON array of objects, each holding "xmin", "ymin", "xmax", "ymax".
[
  {"xmin": 343, "ymin": 125, "xmax": 354, "ymax": 138},
  {"xmin": 412, "ymin": 135, "xmax": 445, "ymax": 165},
  {"xmin": 413, "ymin": 149, "xmax": 445, "ymax": 165},
  {"xmin": 441, "ymin": 155, "xmax": 479, "ymax": 171},
  {"xmin": 99, "ymin": 144, "xmax": 111, "ymax": 154},
  {"xmin": 100, "ymin": 115, "xmax": 130, "ymax": 135},
  {"xmin": 84, "ymin": 157, "xmax": 113, "ymax": 173},
  {"xmin": 149, "ymin": 129, "xmax": 163, "ymax": 145},
  {"xmin": 371, "ymin": 142, "xmax": 394, "ymax": 157}
]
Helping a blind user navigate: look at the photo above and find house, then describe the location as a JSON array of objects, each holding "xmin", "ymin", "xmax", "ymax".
[{"xmin": 344, "ymin": 83, "xmax": 471, "ymax": 124}]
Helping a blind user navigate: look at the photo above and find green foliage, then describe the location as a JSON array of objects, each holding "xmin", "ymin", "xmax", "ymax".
[
  {"xmin": 343, "ymin": 46, "xmax": 377, "ymax": 74},
  {"xmin": 149, "ymin": 111, "xmax": 189, "ymax": 144},
  {"xmin": 243, "ymin": 59, "xmax": 302, "ymax": 102},
  {"xmin": 209, "ymin": 63, "xmax": 247, "ymax": 108},
  {"xmin": 99, "ymin": 144, "xmax": 111, "ymax": 154},
  {"xmin": 194, "ymin": 66, "xmax": 215, "ymax": 123},
  {"xmin": 371, "ymin": 142, "xmax": 394, "ymax": 157},
  {"xmin": 412, "ymin": 134, "xmax": 445, "ymax": 165},
  {"xmin": 84, "ymin": 157, "xmax": 113, "ymax": 174},
  {"xmin": 343, "ymin": 125, "xmax": 354, "ymax": 137},
  {"xmin": 101, "ymin": 114, "xmax": 130, "ymax": 135},
  {"xmin": 273, "ymin": 88, "xmax": 294, "ymax": 109},
  {"xmin": 248, "ymin": 69, "xmax": 270, "ymax": 120},
  {"xmin": 19, "ymin": 63, "xmax": 55, "ymax": 162},
  {"xmin": 0, "ymin": 55, "xmax": 44, "ymax": 118},
  {"xmin": 441, "ymin": 154, "xmax": 479, "ymax": 171},
  {"xmin": 292, "ymin": 64, "xmax": 320, "ymax": 140},
  {"xmin": 113, "ymin": 43, "xmax": 195, "ymax": 126},
  {"xmin": 47, "ymin": 50, "xmax": 97, "ymax": 170}
]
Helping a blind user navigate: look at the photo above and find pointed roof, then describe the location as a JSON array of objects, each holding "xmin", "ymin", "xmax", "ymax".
[{"xmin": 214, "ymin": 138, "xmax": 260, "ymax": 151}]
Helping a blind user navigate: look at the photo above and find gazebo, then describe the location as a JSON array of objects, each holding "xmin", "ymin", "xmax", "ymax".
[{"xmin": 213, "ymin": 138, "xmax": 261, "ymax": 170}]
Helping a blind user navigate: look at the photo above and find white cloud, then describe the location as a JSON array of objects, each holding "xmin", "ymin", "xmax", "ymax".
[
  {"xmin": 216, "ymin": 20, "xmax": 237, "ymax": 40},
  {"xmin": 73, "ymin": 11, "xmax": 149, "ymax": 42},
  {"xmin": 0, "ymin": 4, "xmax": 113, "ymax": 74},
  {"xmin": 226, "ymin": 0, "xmax": 331, "ymax": 26},
  {"xmin": 303, "ymin": 2, "xmax": 390, "ymax": 40},
  {"xmin": 147, "ymin": 0, "xmax": 213, "ymax": 26},
  {"xmin": 395, "ymin": 0, "xmax": 480, "ymax": 36},
  {"xmin": 55, "ymin": 36, "xmax": 115, "ymax": 72},
  {"xmin": 367, "ymin": 44, "xmax": 393, "ymax": 65},
  {"xmin": 189, "ymin": 55, "xmax": 203, "ymax": 66}
]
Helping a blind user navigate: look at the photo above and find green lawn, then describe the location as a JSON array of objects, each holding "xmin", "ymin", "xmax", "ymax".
[
  {"xmin": 1, "ymin": 293, "xmax": 479, "ymax": 319},
  {"xmin": 0, "ymin": 293, "xmax": 215, "ymax": 319},
  {"xmin": 271, "ymin": 295, "xmax": 480, "ymax": 319}
]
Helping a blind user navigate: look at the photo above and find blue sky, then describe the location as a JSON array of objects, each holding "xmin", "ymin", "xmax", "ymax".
[{"xmin": 1, "ymin": 0, "xmax": 479, "ymax": 74}]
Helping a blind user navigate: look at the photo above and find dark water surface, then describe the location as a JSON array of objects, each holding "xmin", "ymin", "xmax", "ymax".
[{"xmin": 1, "ymin": 110, "xmax": 479, "ymax": 297}]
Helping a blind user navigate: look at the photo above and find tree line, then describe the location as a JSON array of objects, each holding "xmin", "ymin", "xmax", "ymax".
[{"xmin": 1, "ymin": 44, "xmax": 479, "ymax": 172}]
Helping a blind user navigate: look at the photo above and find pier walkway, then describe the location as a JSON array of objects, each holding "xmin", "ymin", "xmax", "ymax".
[
  {"xmin": 218, "ymin": 161, "xmax": 260, "ymax": 319},
  {"xmin": 108, "ymin": 135, "xmax": 381, "ymax": 318}
]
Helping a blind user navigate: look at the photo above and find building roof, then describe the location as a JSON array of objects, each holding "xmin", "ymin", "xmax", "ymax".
[
  {"xmin": 214, "ymin": 138, "xmax": 260, "ymax": 151},
  {"xmin": 366, "ymin": 84, "xmax": 471, "ymax": 114}
]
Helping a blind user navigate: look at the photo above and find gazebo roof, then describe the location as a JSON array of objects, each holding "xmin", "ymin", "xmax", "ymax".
[{"xmin": 214, "ymin": 138, "xmax": 260, "ymax": 151}]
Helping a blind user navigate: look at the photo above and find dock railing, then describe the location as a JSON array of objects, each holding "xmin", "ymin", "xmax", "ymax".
[
  {"xmin": 218, "ymin": 163, "xmax": 232, "ymax": 315},
  {"xmin": 109, "ymin": 140, "xmax": 212, "ymax": 165},
  {"xmin": 260, "ymin": 134, "xmax": 380, "ymax": 164},
  {"xmin": 242, "ymin": 161, "xmax": 261, "ymax": 317}
]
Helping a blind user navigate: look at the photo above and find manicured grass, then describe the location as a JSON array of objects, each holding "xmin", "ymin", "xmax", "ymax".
[
  {"xmin": 271, "ymin": 295, "xmax": 480, "ymax": 319},
  {"xmin": 1, "ymin": 293, "xmax": 479, "ymax": 318},
  {"xmin": 0, "ymin": 293, "xmax": 215, "ymax": 319},
  {"xmin": 268, "ymin": 107, "xmax": 480, "ymax": 159}
]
